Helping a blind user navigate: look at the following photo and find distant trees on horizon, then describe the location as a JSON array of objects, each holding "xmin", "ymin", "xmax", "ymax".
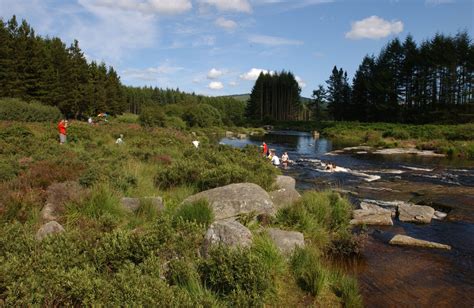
[
  {"xmin": 1, "ymin": 15, "xmax": 472, "ymax": 125},
  {"xmin": 312, "ymin": 32, "xmax": 474, "ymax": 124},
  {"xmin": 246, "ymin": 71, "xmax": 302, "ymax": 121},
  {"xmin": 0, "ymin": 15, "xmax": 127, "ymax": 119}
]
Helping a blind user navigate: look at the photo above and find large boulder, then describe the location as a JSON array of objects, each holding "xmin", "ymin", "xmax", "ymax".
[
  {"xmin": 36, "ymin": 221, "xmax": 65, "ymax": 241},
  {"xmin": 350, "ymin": 204, "xmax": 393, "ymax": 226},
  {"xmin": 182, "ymin": 183, "xmax": 274, "ymax": 220},
  {"xmin": 267, "ymin": 228, "xmax": 304, "ymax": 255},
  {"xmin": 41, "ymin": 181, "xmax": 87, "ymax": 222},
  {"xmin": 269, "ymin": 188, "xmax": 301, "ymax": 209},
  {"xmin": 398, "ymin": 203, "xmax": 435, "ymax": 224},
  {"xmin": 275, "ymin": 175, "xmax": 296, "ymax": 190},
  {"xmin": 389, "ymin": 234, "xmax": 451, "ymax": 250},
  {"xmin": 201, "ymin": 219, "xmax": 253, "ymax": 256},
  {"xmin": 121, "ymin": 197, "xmax": 164, "ymax": 213}
]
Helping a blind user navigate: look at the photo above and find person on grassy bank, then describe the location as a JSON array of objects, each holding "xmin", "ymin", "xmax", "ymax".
[{"xmin": 58, "ymin": 119, "xmax": 68, "ymax": 144}]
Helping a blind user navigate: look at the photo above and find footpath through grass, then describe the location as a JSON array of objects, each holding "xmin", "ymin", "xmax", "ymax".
[{"xmin": 0, "ymin": 119, "xmax": 363, "ymax": 307}]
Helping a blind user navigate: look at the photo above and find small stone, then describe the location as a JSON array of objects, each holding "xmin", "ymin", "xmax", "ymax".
[
  {"xmin": 267, "ymin": 228, "xmax": 304, "ymax": 255},
  {"xmin": 36, "ymin": 221, "xmax": 65, "ymax": 241},
  {"xmin": 201, "ymin": 219, "xmax": 253, "ymax": 257},
  {"xmin": 121, "ymin": 197, "xmax": 164, "ymax": 213}
]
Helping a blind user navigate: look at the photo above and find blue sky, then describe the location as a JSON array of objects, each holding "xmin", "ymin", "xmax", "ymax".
[{"xmin": 0, "ymin": 0, "xmax": 472, "ymax": 97}]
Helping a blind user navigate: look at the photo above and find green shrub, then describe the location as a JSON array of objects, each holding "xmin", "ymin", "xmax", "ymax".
[
  {"xmin": 74, "ymin": 184, "xmax": 123, "ymax": 220},
  {"xmin": 183, "ymin": 104, "xmax": 223, "ymax": 127},
  {"xmin": 0, "ymin": 98, "xmax": 62, "ymax": 122},
  {"xmin": 331, "ymin": 271, "xmax": 363, "ymax": 308},
  {"xmin": 328, "ymin": 230, "xmax": 366, "ymax": 257},
  {"xmin": 115, "ymin": 113, "xmax": 139, "ymax": 124},
  {"xmin": 0, "ymin": 159, "xmax": 19, "ymax": 181},
  {"xmin": 166, "ymin": 259, "xmax": 203, "ymax": 294},
  {"xmin": 251, "ymin": 234, "xmax": 286, "ymax": 277},
  {"xmin": 198, "ymin": 246, "xmax": 273, "ymax": 305},
  {"xmin": 174, "ymin": 199, "xmax": 214, "ymax": 228},
  {"xmin": 164, "ymin": 116, "xmax": 187, "ymax": 130},
  {"xmin": 290, "ymin": 247, "xmax": 329, "ymax": 297},
  {"xmin": 139, "ymin": 106, "xmax": 166, "ymax": 127}
]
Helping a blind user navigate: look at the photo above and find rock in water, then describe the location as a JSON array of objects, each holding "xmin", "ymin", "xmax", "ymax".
[
  {"xmin": 182, "ymin": 183, "xmax": 274, "ymax": 220},
  {"xmin": 275, "ymin": 175, "xmax": 296, "ymax": 190},
  {"xmin": 36, "ymin": 221, "xmax": 65, "ymax": 241},
  {"xmin": 121, "ymin": 197, "xmax": 164, "ymax": 213},
  {"xmin": 267, "ymin": 228, "xmax": 304, "ymax": 255},
  {"xmin": 351, "ymin": 203, "xmax": 393, "ymax": 226},
  {"xmin": 433, "ymin": 210, "xmax": 448, "ymax": 220},
  {"xmin": 398, "ymin": 203, "xmax": 435, "ymax": 224},
  {"xmin": 389, "ymin": 234, "xmax": 451, "ymax": 250},
  {"xmin": 201, "ymin": 219, "xmax": 253, "ymax": 257}
]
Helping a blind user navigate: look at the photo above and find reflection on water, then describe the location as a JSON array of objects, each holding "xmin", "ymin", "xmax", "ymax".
[{"xmin": 220, "ymin": 131, "xmax": 474, "ymax": 307}]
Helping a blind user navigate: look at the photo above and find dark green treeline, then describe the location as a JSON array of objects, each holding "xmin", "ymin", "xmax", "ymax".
[
  {"xmin": 0, "ymin": 16, "xmax": 126, "ymax": 118},
  {"xmin": 246, "ymin": 71, "xmax": 302, "ymax": 121},
  {"xmin": 315, "ymin": 33, "xmax": 474, "ymax": 124},
  {"xmin": 123, "ymin": 86, "xmax": 247, "ymax": 126}
]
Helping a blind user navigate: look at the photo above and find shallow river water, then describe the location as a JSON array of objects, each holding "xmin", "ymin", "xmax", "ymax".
[{"xmin": 220, "ymin": 131, "xmax": 474, "ymax": 307}]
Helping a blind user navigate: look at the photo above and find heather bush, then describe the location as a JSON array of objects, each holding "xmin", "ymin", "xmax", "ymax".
[{"xmin": 0, "ymin": 98, "xmax": 62, "ymax": 122}]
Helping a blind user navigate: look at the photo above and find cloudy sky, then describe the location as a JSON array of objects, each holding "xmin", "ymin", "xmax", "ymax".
[{"xmin": 0, "ymin": 0, "xmax": 472, "ymax": 97}]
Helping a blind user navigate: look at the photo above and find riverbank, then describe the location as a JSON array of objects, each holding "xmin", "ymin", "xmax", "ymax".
[
  {"xmin": 0, "ymin": 120, "xmax": 362, "ymax": 306},
  {"xmin": 271, "ymin": 121, "xmax": 474, "ymax": 159}
]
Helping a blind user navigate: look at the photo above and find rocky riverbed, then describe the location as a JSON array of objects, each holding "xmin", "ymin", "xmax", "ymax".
[{"xmin": 221, "ymin": 131, "xmax": 474, "ymax": 307}]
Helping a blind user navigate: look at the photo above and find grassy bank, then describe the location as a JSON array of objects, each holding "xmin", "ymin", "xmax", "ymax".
[
  {"xmin": 0, "ymin": 120, "xmax": 362, "ymax": 306},
  {"xmin": 321, "ymin": 122, "xmax": 474, "ymax": 159},
  {"xmin": 268, "ymin": 119, "xmax": 473, "ymax": 159}
]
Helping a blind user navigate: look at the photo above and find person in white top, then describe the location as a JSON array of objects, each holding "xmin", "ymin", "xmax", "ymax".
[
  {"xmin": 115, "ymin": 134, "xmax": 124, "ymax": 144},
  {"xmin": 271, "ymin": 151, "xmax": 280, "ymax": 166}
]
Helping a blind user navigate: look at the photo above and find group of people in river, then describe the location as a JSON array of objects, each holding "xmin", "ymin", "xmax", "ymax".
[{"xmin": 262, "ymin": 142, "xmax": 290, "ymax": 168}]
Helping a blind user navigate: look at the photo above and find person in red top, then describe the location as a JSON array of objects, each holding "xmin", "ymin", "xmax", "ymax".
[
  {"xmin": 58, "ymin": 119, "xmax": 68, "ymax": 144},
  {"xmin": 262, "ymin": 142, "xmax": 268, "ymax": 157}
]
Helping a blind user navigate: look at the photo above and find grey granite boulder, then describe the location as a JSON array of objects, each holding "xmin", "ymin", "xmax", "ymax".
[
  {"xmin": 201, "ymin": 219, "xmax": 253, "ymax": 256},
  {"xmin": 275, "ymin": 175, "xmax": 296, "ymax": 190},
  {"xmin": 398, "ymin": 203, "xmax": 435, "ymax": 224},
  {"xmin": 182, "ymin": 183, "xmax": 274, "ymax": 220},
  {"xmin": 267, "ymin": 228, "xmax": 304, "ymax": 255},
  {"xmin": 41, "ymin": 181, "xmax": 87, "ymax": 222},
  {"xmin": 269, "ymin": 188, "xmax": 301, "ymax": 209},
  {"xmin": 36, "ymin": 221, "xmax": 65, "ymax": 241},
  {"xmin": 121, "ymin": 197, "xmax": 164, "ymax": 213}
]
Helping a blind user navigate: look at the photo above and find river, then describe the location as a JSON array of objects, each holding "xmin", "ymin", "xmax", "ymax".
[{"xmin": 220, "ymin": 131, "xmax": 474, "ymax": 307}]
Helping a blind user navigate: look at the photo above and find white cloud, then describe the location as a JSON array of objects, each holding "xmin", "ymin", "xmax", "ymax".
[
  {"xmin": 122, "ymin": 63, "xmax": 184, "ymax": 81},
  {"xmin": 207, "ymin": 68, "xmax": 224, "ymax": 79},
  {"xmin": 199, "ymin": 0, "xmax": 252, "ymax": 13},
  {"xmin": 345, "ymin": 15, "xmax": 403, "ymax": 40},
  {"xmin": 208, "ymin": 81, "xmax": 224, "ymax": 90},
  {"xmin": 248, "ymin": 34, "xmax": 303, "ymax": 46},
  {"xmin": 92, "ymin": 0, "xmax": 192, "ymax": 15},
  {"xmin": 295, "ymin": 75, "xmax": 306, "ymax": 88},
  {"xmin": 229, "ymin": 81, "xmax": 238, "ymax": 86},
  {"xmin": 215, "ymin": 17, "xmax": 238, "ymax": 30},
  {"xmin": 240, "ymin": 68, "xmax": 274, "ymax": 80}
]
